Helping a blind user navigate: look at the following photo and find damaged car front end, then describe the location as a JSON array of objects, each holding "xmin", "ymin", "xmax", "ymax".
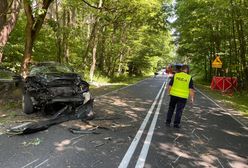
[{"xmin": 22, "ymin": 62, "xmax": 94, "ymax": 120}]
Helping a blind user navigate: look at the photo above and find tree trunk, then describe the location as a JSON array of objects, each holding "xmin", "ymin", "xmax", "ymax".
[
  {"xmin": 22, "ymin": 25, "xmax": 33, "ymax": 77},
  {"xmin": 21, "ymin": 0, "xmax": 54, "ymax": 76},
  {"xmin": 204, "ymin": 54, "xmax": 207, "ymax": 81},
  {"xmin": 117, "ymin": 25, "xmax": 127, "ymax": 75},
  {"xmin": 0, "ymin": 0, "xmax": 8, "ymax": 29},
  {"xmin": 55, "ymin": 0, "xmax": 62, "ymax": 63},
  {"xmin": 90, "ymin": 35, "xmax": 98, "ymax": 82},
  {"xmin": 0, "ymin": 0, "xmax": 21, "ymax": 63},
  {"xmin": 88, "ymin": 18, "xmax": 99, "ymax": 81},
  {"xmin": 62, "ymin": 9, "xmax": 70, "ymax": 63},
  {"xmin": 236, "ymin": 18, "xmax": 248, "ymax": 87},
  {"xmin": 88, "ymin": 0, "xmax": 102, "ymax": 81},
  {"xmin": 230, "ymin": 0, "xmax": 240, "ymax": 79},
  {"xmin": 84, "ymin": 18, "xmax": 97, "ymax": 63},
  {"xmin": 98, "ymin": 26, "xmax": 106, "ymax": 72}
]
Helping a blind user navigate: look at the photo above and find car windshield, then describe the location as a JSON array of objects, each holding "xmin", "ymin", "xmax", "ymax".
[{"xmin": 29, "ymin": 64, "xmax": 73, "ymax": 75}]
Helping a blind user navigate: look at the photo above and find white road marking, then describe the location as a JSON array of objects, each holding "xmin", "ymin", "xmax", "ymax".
[
  {"xmin": 135, "ymin": 79, "xmax": 167, "ymax": 168},
  {"xmin": 227, "ymin": 160, "xmax": 232, "ymax": 167},
  {"xmin": 216, "ymin": 158, "xmax": 224, "ymax": 168},
  {"xmin": 21, "ymin": 159, "xmax": 39, "ymax": 168},
  {"xmin": 202, "ymin": 134, "xmax": 209, "ymax": 141},
  {"xmin": 173, "ymin": 135, "xmax": 180, "ymax": 142},
  {"xmin": 172, "ymin": 155, "xmax": 181, "ymax": 163},
  {"xmin": 34, "ymin": 159, "xmax": 49, "ymax": 168},
  {"xmin": 194, "ymin": 133, "xmax": 200, "ymax": 139},
  {"xmin": 195, "ymin": 88, "xmax": 247, "ymax": 129},
  {"xmin": 118, "ymin": 79, "xmax": 166, "ymax": 168}
]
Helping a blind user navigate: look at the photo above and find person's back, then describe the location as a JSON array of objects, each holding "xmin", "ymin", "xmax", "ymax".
[
  {"xmin": 165, "ymin": 65, "xmax": 195, "ymax": 128},
  {"xmin": 170, "ymin": 72, "xmax": 191, "ymax": 98}
]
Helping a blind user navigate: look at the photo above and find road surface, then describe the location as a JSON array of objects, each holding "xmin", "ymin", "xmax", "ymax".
[{"xmin": 0, "ymin": 75, "xmax": 247, "ymax": 168}]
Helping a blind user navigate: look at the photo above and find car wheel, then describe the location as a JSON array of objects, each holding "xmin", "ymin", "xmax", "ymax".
[{"xmin": 22, "ymin": 94, "xmax": 34, "ymax": 114}]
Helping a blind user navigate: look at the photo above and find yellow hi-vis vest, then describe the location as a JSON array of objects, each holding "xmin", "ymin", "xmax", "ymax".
[{"xmin": 170, "ymin": 72, "xmax": 191, "ymax": 99}]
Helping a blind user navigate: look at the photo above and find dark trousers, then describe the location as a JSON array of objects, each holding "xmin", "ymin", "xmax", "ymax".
[{"xmin": 166, "ymin": 95, "xmax": 187, "ymax": 126}]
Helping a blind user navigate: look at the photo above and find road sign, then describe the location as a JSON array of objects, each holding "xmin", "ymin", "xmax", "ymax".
[{"xmin": 212, "ymin": 56, "xmax": 222, "ymax": 68}]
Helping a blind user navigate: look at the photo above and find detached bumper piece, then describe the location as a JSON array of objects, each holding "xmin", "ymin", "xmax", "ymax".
[{"xmin": 7, "ymin": 99, "xmax": 94, "ymax": 135}]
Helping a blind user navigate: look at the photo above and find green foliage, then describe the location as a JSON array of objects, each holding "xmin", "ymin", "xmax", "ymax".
[
  {"xmin": 33, "ymin": 25, "xmax": 57, "ymax": 62},
  {"xmin": 2, "ymin": 0, "xmax": 175, "ymax": 80},
  {"xmin": 172, "ymin": 0, "xmax": 248, "ymax": 89},
  {"xmin": 3, "ymin": 12, "xmax": 26, "ymax": 71}
]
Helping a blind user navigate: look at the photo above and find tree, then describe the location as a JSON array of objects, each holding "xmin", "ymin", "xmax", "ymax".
[
  {"xmin": 172, "ymin": 0, "xmax": 248, "ymax": 89},
  {"xmin": 21, "ymin": 0, "xmax": 54, "ymax": 76},
  {"xmin": 2, "ymin": 0, "xmax": 174, "ymax": 80},
  {"xmin": 0, "ymin": 0, "xmax": 22, "ymax": 63}
]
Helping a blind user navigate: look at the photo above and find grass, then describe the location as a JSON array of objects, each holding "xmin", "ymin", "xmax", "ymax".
[
  {"xmin": 90, "ymin": 75, "xmax": 150, "ymax": 96},
  {"xmin": 196, "ymin": 83, "xmax": 248, "ymax": 117},
  {"xmin": 0, "ymin": 100, "xmax": 22, "ymax": 124}
]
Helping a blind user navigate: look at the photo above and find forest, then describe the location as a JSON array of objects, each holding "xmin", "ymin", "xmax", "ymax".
[
  {"xmin": 0, "ymin": 0, "xmax": 248, "ymax": 90},
  {"xmin": 173, "ymin": 0, "xmax": 248, "ymax": 89},
  {"xmin": 0, "ymin": 0, "xmax": 174, "ymax": 82}
]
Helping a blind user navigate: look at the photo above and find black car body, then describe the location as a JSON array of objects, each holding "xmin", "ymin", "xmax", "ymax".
[{"xmin": 22, "ymin": 62, "xmax": 93, "ymax": 119}]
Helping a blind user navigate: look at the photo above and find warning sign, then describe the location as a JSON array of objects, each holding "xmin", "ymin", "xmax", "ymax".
[{"xmin": 212, "ymin": 56, "xmax": 222, "ymax": 68}]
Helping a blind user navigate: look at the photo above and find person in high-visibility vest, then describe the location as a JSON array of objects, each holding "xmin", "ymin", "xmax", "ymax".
[{"xmin": 165, "ymin": 65, "xmax": 195, "ymax": 128}]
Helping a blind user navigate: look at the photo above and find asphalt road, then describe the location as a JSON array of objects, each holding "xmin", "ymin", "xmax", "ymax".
[{"xmin": 0, "ymin": 75, "xmax": 247, "ymax": 168}]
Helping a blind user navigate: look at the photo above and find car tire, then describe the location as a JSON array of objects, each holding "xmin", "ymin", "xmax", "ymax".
[{"xmin": 22, "ymin": 94, "xmax": 34, "ymax": 114}]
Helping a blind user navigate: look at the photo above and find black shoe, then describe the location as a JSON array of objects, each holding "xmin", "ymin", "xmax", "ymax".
[{"xmin": 174, "ymin": 125, "xmax": 181, "ymax": 128}]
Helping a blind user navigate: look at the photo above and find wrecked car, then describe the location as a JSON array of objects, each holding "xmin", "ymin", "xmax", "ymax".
[{"xmin": 22, "ymin": 62, "xmax": 94, "ymax": 120}]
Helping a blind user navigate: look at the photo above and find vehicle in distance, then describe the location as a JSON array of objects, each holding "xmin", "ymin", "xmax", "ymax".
[{"xmin": 166, "ymin": 64, "xmax": 190, "ymax": 78}]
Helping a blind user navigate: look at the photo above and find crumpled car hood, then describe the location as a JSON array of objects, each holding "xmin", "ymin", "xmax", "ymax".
[
  {"xmin": 24, "ymin": 72, "xmax": 90, "ymax": 110},
  {"xmin": 26, "ymin": 73, "xmax": 84, "ymax": 85}
]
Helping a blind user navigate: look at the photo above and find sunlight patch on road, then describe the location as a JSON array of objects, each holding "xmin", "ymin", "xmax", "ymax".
[{"xmin": 124, "ymin": 110, "xmax": 138, "ymax": 119}]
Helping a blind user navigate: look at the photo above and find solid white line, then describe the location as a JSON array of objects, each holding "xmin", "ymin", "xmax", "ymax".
[
  {"xmin": 172, "ymin": 155, "xmax": 181, "ymax": 163},
  {"xmin": 118, "ymin": 81, "xmax": 166, "ymax": 168},
  {"xmin": 21, "ymin": 159, "xmax": 39, "ymax": 168},
  {"xmin": 135, "ymin": 79, "xmax": 167, "ymax": 168},
  {"xmin": 34, "ymin": 159, "xmax": 49, "ymax": 168},
  {"xmin": 216, "ymin": 158, "xmax": 224, "ymax": 168},
  {"xmin": 195, "ymin": 88, "xmax": 247, "ymax": 129}
]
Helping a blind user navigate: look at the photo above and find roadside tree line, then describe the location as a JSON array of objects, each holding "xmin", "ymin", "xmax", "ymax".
[
  {"xmin": 0, "ymin": 0, "xmax": 174, "ymax": 81},
  {"xmin": 173, "ymin": 0, "xmax": 248, "ymax": 89}
]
